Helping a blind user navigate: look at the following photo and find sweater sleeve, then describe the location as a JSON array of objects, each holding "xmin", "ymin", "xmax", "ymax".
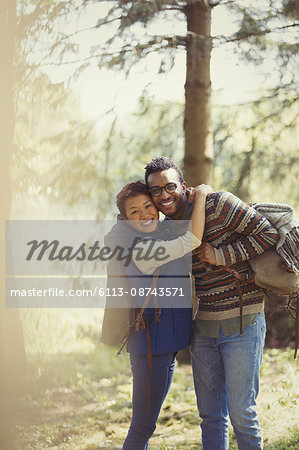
[
  {"xmin": 132, "ymin": 231, "xmax": 202, "ymax": 274},
  {"xmin": 213, "ymin": 192, "xmax": 279, "ymax": 266}
]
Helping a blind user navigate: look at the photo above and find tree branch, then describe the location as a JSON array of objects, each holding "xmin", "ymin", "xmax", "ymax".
[
  {"xmin": 214, "ymin": 22, "xmax": 299, "ymax": 46},
  {"xmin": 210, "ymin": 0, "xmax": 235, "ymax": 7},
  {"xmin": 38, "ymin": 54, "xmax": 99, "ymax": 67}
]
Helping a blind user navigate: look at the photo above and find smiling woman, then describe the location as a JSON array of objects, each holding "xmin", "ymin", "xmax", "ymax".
[
  {"xmin": 123, "ymin": 194, "xmax": 159, "ymax": 233},
  {"xmin": 103, "ymin": 179, "xmax": 212, "ymax": 449}
]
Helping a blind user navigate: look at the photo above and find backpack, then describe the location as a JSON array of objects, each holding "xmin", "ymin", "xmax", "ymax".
[
  {"xmin": 249, "ymin": 203, "xmax": 299, "ymax": 293},
  {"xmin": 224, "ymin": 202, "xmax": 299, "ymax": 358},
  {"xmin": 101, "ymin": 258, "xmax": 135, "ymax": 347}
]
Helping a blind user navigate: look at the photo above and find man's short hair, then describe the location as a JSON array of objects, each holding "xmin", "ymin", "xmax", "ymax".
[
  {"xmin": 116, "ymin": 181, "xmax": 150, "ymax": 217},
  {"xmin": 144, "ymin": 156, "xmax": 184, "ymax": 185}
]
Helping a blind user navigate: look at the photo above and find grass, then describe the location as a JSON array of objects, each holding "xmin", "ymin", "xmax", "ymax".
[{"xmin": 15, "ymin": 309, "xmax": 299, "ymax": 449}]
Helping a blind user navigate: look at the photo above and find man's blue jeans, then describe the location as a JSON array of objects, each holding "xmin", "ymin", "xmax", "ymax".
[
  {"xmin": 123, "ymin": 352, "xmax": 176, "ymax": 450},
  {"xmin": 190, "ymin": 312, "xmax": 266, "ymax": 450}
]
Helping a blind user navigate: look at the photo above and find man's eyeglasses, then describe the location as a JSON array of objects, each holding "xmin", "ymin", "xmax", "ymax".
[{"xmin": 149, "ymin": 182, "xmax": 177, "ymax": 197}]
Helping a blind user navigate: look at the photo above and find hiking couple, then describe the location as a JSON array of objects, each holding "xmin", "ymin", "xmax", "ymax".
[{"xmin": 104, "ymin": 156, "xmax": 279, "ymax": 449}]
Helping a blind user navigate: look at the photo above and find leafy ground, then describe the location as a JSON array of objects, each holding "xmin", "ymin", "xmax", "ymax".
[{"xmin": 16, "ymin": 310, "xmax": 299, "ymax": 449}]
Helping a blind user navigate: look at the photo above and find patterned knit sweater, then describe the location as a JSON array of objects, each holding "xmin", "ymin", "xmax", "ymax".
[{"xmin": 193, "ymin": 191, "xmax": 279, "ymax": 320}]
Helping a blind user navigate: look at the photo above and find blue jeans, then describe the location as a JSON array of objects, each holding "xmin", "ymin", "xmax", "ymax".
[
  {"xmin": 123, "ymin": 352, "xmax": 176, "ymax": 450},
  {"xmin": 190, "ymin": 312, "xmax": 266, "ymax": 450}
]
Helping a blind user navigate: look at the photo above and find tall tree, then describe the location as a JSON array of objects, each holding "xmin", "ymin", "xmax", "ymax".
[
  {"xmin": 84, "ymin": 0, "xmax": 298, "ymax": 185},
  {"xmin": 184, "ymin": 1, "xmax": 213, "ymax": 185}
]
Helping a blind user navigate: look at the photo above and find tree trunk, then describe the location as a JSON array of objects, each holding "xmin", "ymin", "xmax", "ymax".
[
  {"xmin": 235, "ymin": 136, "xmax": 255, "ymax": 202},
  {"xmin": 183, "ymin": 0, "xmax": 213, "ymax": 185},
  {"xmin": 0, "ymin": 1, "xmax": 26, "ymax": 447}
]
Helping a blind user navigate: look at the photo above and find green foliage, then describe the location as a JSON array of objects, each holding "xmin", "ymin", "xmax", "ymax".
[
  {"xmin": 213, "ymin": 89, "xmax": 299, "ymax": 209},
  {"xmin": 103, "ymin": 92, "xmax": 299, "ymax": 212},
  {"xmin": 20, "ymin": 309, "xmax": 100, "ymax": 355},
  {"xmin": 226, "ymin": 0, "xmax": 298, "ymax": 89},
  {"xmin": 87, "ymin": 0, "xmax": 187, "ymax": 76},
  {"xmin": 16, "ymin": 0, "xmax": 87, "ymax": 62},
  {"xmin": 265, "ymin": 430, "xmax": 299, "ymax": 450},
  {"xmin": 281, "ymin": 0, "xmax": 299, "ymax": 20},
  {"xmin": 13, "ymin": 72, "xmax": 122, "ymax": 218}
]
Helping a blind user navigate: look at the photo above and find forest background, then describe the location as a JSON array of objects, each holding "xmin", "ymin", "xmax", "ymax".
[{"xmin": 0, "ymin": 0, "xmax": 298, "ymax": 448}]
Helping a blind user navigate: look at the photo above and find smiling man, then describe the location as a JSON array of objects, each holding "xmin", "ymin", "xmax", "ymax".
[
  {"xmin": 144, "ymin": 156, "xmax": 279, "ymax": 450},
  {"xmin": 146, "ymin": 166, "xmax": 188, "ymax": 219}
]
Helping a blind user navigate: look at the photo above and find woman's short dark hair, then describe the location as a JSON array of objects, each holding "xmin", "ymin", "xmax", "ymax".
[
  {"xmin": 116, "ymin": 181, "xmax": 150, "ymax": 217},
  {"xmin": 144, "ymin": 156, "xmax": 184, "ymax": 185}
]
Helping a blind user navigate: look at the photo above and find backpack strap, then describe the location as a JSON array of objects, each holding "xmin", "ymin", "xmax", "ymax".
[
  {"xmin": 144, "ymin": 317, "xmax": 152, "ymax": 413},
  {"xmin": 117, "ymin": 268, "xmax": 160, "ymax": 356},
  {"xmin": 134, "ymin": 267, "xmax": 161, "ymax": 413},
  {"xmin": 116, "ymin": 307, "xmax": 138, "ymax": 356},
  {"xmin": 222, "ymin": 267, "xmax": 299, "ymax": 359},
  {"xmin": 294, "ymin": 294, "xmax": 299, "ymax": 359},
  {"xmin": 286, "ymin": 291, "xmax": 299, "ymax": 359},
  {"xmin": 260, "ymin": 290, "xmax": 298, "ymax": 359},
  {"xmin": 219, "ymin": 266, "xmax": 254, "ymax": 335},
  {"xmin": 135, "ymin": 268, "xmax": 160, "ymax": 332}
]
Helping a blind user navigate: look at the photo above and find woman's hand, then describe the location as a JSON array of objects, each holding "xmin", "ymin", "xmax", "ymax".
[
  {"xmin": 194, "ymin": 242, "xmax": 217, "ymax": 265},
  {"xmin": 187, "ymin": 184, "xmax": 213, "ymax": 202}
]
